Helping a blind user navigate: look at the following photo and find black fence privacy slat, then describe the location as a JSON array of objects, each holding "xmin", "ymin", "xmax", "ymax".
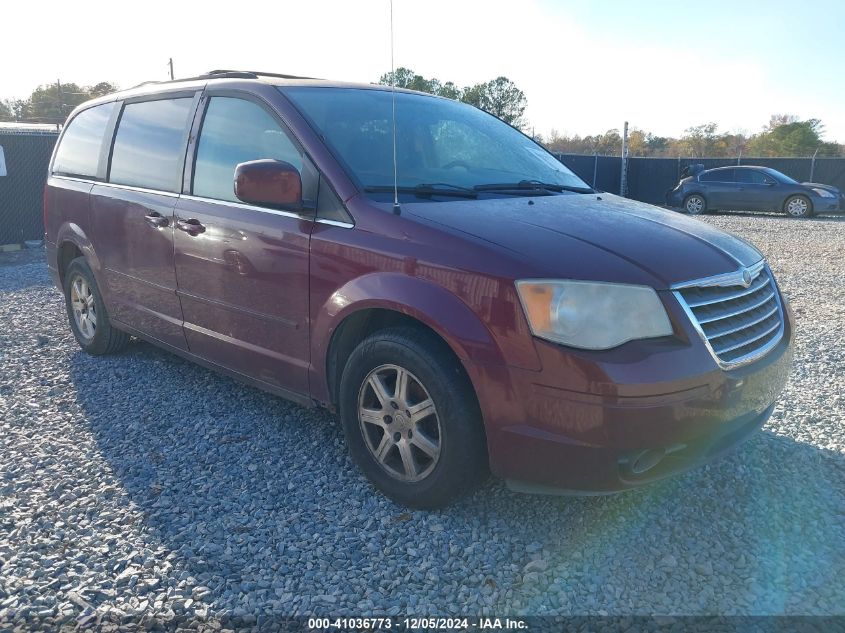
[
  {"xmin": 0, "ymin": 130, "xmax": 58, "ymax": 244},
  {"xmin": 555, "ymin": 153, "xmax": 845, "ymax": 206},
  {"xmin": 0, "ymin": 134, "xmax": 844, "ymax": 247}
]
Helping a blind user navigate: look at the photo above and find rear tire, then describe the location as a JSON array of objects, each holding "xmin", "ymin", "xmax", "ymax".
[
  {"xmin": 63, "ymin": 257, "xmax": 130, "ymax": 355},
  {"xmin": 784, "ymin": 194, "xmax": 813, "ymax": 218},
  {"xmin": 338, "ymin": 326, "xmax": 488, "ymax": 509},
  {"xmin": 683, "ymin": 194, "xmax": 707, "ymax": 215}
]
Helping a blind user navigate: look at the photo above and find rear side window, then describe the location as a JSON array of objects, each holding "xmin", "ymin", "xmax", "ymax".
[
  {"xmin": 700, "ymin": 169, "xmax": 735, "ymax": 182},
  {"xmin": 193, "ymin": 96, "xmax": 314, "ymax": 204},
  {"xmin": 52, "ymin": 103, "xmax": 115, "ymax": 178},
  {"xmin": 110, "ymin": 98, "xmax": 194, "ymax": 192}
]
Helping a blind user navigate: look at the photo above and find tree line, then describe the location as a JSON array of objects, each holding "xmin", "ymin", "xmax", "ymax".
[
  {"xmin": 3, "ymin": 76, "xmax": 842, "ymax": 158},
  {"xmin": 541, "ymin": 116, "xmax": 843, "ymax": 158},
  {"xmin": 0, "ymin": 82, "xmax": 119, "ymax": 124},
  {"xmin": 378, "ymin": 68, "xmax": 528, "ymax": 129}
]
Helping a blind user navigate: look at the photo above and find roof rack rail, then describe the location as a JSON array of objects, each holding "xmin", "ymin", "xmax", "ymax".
[
  {"xmin": 203, "ymin": 69, "xmax": 318, "ymax": 80},
  {"xmin": 128, "ymin": 69, "xmax": 319, "ymax": 91}
]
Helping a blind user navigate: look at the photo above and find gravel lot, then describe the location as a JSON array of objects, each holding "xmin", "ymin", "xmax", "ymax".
[{"xmin": 1, "ymin": 213, "xmax": 844, "ymax": 629}]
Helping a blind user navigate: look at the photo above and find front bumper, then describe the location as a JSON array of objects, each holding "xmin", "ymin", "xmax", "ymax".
[
  {"xmin": 468, "ymin": 290, "xmax": 795, "ymax": 493},
  {"xmin": 811, "ymin": 192, "xmax": 843, "ymax": 213}
]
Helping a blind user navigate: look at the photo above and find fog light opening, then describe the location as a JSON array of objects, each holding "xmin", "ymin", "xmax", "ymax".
[{"xmin": 630, "ymin": 448, "xmax": 666, "ymax": 475}]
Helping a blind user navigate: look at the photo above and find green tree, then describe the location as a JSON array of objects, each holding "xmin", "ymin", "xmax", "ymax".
[
  {"xmin": 746, "ymin": 115, "xmax": 835, "ymax": 156},
  {"xmin": 378, "ymin": 68, "xmax": 527, "ymax": 128},
  {"xmin": 681, "ymin": 123, "xmax": 722, "ymax": 157},
  {"xmin": 9, "ymin": 81, "xmax": 119, "ymax": 123},
  {"xmin": 461, "ymin": 77, "xmax": 527, "ymax": 128},
  {"xmin": 379, "ymin": 67, "xmax": 436, "ymax": 93},
  {"xmin": 0, "ymin": 100, "xmax": 14, "ymax": 122}
]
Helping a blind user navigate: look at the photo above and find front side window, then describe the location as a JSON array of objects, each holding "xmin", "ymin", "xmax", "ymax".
[
  {"xmin": 110, "ymin": 98, "xmax": 194, "ymax": 192},
  {"xmin": 193, "ymin": 97, "xmax": 314, "ymax": 204},
  {"xmin": 735, "ymin": 169, "xmax": 768, "ymax": 184},
  {"xmin": 767, "ymin": 168, "xmax": 798, "ymax": 185},
  {"xmin": 282, "ymin": 87, "xmax": 589, "ymax": 197},
  {"xmin": 52, "ymin": 102, "xmax": 115, "ymax": 178}
]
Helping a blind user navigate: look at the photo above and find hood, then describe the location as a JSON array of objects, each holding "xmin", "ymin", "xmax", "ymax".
[
  {"xmin": 405, "ymin": 193, "xmax": 763, "ymax": 289},
  {"xmin": 802, "ymin": 182, "xmax": 841, "ymax": 193}
]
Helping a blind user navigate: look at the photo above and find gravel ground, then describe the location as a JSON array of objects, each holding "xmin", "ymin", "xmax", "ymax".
[{"xmin": 1, "ymin": 213, "xmax": 844, "ymax": 629}]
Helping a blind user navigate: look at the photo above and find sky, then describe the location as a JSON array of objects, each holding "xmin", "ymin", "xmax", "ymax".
[{"xmin": 3, "ymin": 0, "xmax": 844, "ymax": 141}]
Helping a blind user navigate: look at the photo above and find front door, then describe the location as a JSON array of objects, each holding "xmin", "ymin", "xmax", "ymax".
[
  {"xmin": 173, "ymin": 95, "xmax": 316, "ymax": 395},
  {"xmin": 733, "ymin": 168, "xmax": 776, "ymax": 211},
  {"xmin": 90, "ymin": 95, "xmax": 198, "ymax": 350}
]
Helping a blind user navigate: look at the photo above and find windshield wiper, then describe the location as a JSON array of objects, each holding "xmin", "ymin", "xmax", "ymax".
[
  {"xmin": 474, "ymin": 180, "xmax": 594, "ymax": 194},
  {"xmin": 365, "ymin": 183, "xmax": 477, "ymax": 199}
]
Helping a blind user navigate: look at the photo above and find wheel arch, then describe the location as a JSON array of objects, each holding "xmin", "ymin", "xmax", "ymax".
[
  {"xmin": 311, "ymin": 272, "xmax": 515, "ymax": 408},
  {"xmin": 55, "ymin": 222, "xmax": 104, "ymax": 286}
]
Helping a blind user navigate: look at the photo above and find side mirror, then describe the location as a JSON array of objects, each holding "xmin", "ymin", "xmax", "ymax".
[{"xmin": 234, "ymin": 159, "xmax": 302, "ymax": 210}]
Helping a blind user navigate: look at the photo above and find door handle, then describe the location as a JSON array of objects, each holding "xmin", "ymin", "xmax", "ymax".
[
  {"xmin": 176, "ymin": 218, "xmax": 206, "ymax": 235},
  {"xmin": 144, "ymin": 212, "xmax": 169, "ymax": 228}
]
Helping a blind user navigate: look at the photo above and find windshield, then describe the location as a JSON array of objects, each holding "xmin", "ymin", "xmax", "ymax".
[{"xmin": 282, "ymin": 87, "xmax": 589, "ymax": 196}]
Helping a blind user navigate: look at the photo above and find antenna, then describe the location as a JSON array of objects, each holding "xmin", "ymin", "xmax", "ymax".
[{"xmin": 390, "ymin": 0, "xmax": 401, "ymax": 215}]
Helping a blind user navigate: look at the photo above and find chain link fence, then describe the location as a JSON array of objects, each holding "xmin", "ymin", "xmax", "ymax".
[{"xmin": 0, "ymin": 129, "xmax": 59, "ymax": 246}]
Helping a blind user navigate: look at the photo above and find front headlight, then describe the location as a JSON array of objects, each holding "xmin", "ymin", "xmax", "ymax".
[
  {"xmin": 812, "ymin": 188, "xmax": 835, "ymax": 198},
  {"xmin": 516, "ymin": 280, "xmax": 673, "ymax": 350}
]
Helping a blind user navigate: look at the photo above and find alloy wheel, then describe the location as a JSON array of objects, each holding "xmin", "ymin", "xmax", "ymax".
[
  {"xmin": 70, "ymin": 275, "xmax": 97, "ymax": 340},
  {"xmin": 786, "ymin": 197, "xmax": 809, "ymax": 216},
  {"xmin": 686, "ymin": 196, "xmax": 705, "ymax": 214},
  {"xmin": 357, "ymin": 363, "xmax": 442, "ymax": 482}
]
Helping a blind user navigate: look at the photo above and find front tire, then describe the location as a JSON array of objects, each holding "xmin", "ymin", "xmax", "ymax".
[
  {"xmin": 63, "ymin": 257, "xmax": 130, "ymax": 355},
  {"xmin": 683, "ymin": 194, "xmax": 707, "ymax": 215},
  {"xmin": 784, "ymin": 194, "xmax": 813, "ymax": 218},
  {"xmin": 338, "ymin": 327, "xmax": 488, "ymax": 509}
]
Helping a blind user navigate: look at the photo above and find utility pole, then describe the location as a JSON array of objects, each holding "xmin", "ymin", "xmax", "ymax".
[
  {"xmin": 168, "ymin": 58, "xmax": 174, "ymax": 80},
  {"xmin": 57, "ymin": 78, "xmax": 63, "ymax": 120},
  {"xmin": 620, "ymin": 120, "xmax": 629, "ymax": 197}
]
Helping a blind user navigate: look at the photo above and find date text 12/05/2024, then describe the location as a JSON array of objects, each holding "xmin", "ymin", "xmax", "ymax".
[{"xmin": 307, "ymin": 617, "xmax": 528, "ymax": 630}]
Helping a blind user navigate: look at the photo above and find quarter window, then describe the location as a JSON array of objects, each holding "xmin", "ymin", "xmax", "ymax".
[
  {"xmin": 110, "ymin": 98, "xmax": 194, "ymax": 192},
  {"xmin": 52, "ymin": 102, "xmax": 115, "ymax": 178},
  {"xmin": 193, "ymin": 97, "xmax": 315, "ymax": 204}
]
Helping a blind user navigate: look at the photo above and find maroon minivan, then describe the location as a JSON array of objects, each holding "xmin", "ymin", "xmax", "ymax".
[{"xmin": 44, "ymin": 70, "xmax": 794, "ymax": 508}]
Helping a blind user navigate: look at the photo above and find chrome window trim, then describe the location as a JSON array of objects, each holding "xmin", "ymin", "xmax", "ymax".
[
  {"xmin": 672, "ymin": 261, "xmax": 785, "ymax": 370},
  {"xmin": 50, "ymin": 175, "xmax": 355, "ymax": 228},
  {"xmin": 315, "ymin": 217, "xmax": 354, "ymax": 228},
  {"xmin": 180, "ymin": 194, "xmax": 311, "ymax": 220},
  {"xmin": 52, "ymin": 175, "xmax": 180, "ymax": 198}
]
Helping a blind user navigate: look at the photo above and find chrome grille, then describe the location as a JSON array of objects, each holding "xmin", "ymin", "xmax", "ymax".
[{"xmin": 674, "ymin": 262, "xmax": 784, "ymax": 367}]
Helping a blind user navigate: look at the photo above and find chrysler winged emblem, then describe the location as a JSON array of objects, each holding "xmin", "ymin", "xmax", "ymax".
[{"xmin": 741, "ymin": 268, "xmax": 753, "ymax": 288}]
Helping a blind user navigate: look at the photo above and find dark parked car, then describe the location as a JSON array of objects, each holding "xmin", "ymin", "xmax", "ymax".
[
  {"xmin": 667, "ymin": 165, "xmax": 843, "ymax": 217},
  {"xmin": 45, "ymin": 71, "xmax": 793, "ymax": 508}
]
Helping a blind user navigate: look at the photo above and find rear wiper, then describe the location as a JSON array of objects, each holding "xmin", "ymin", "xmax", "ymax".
[
  {"xmin": 474, "ymin": 180, "xmax": 594, "ymax": 194},
  {"xmin": 365, "ymin": 183, "xmax": 477, "ymax": 199}
]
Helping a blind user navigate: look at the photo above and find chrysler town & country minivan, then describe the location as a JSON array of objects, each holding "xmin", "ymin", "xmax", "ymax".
[{"xmin": 45, "ymin": 70, "xmax": 794, "ymax": 508}]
